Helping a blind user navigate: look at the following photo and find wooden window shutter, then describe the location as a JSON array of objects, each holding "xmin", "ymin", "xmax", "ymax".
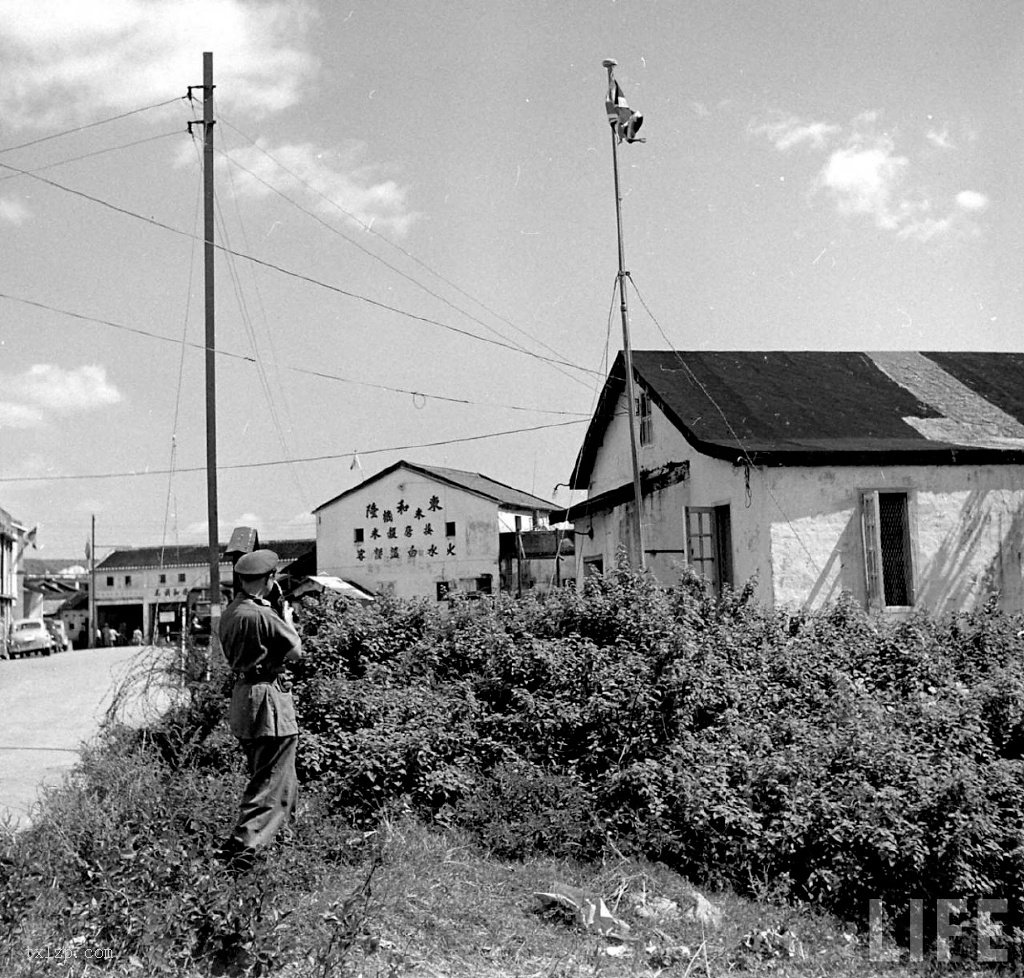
[{"xmin": 860, "ymin": 491, "xmax": 883, "ymax": 610}]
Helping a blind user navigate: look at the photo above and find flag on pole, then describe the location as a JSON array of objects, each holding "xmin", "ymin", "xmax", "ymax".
[{"xmin": 605, "ymin": 79, "xmax": 645, "ymax": 144}]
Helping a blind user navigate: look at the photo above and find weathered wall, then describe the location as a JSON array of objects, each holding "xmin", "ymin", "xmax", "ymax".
[
  {"xmin": 765, "ymin": 464, "xmax": 1024, "ymax": 613},
  {"xmin": 576, "ymin": 384, "xmax": 1024, "ymax": 613},
  {"xmin": 576, "ymin": 385, "xmax": 767, "ymax": 595},
  {"xmin": 317, "ymin": 468, "xmax": 500, "ymax": 601}
]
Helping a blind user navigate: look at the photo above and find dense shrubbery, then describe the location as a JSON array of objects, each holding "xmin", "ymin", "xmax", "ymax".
[
  {"xmin": 5, "ymin": 561, "xmax": 1024, "ymax": 972},
  {"xmin": 292, "ymin": 563, "xmax": 1024, "ymax": 932}
]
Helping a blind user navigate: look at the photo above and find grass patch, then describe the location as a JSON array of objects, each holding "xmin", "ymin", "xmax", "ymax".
[{"xmin": 0, "ymin": 723, "xmax": 974, "ymax": 977}]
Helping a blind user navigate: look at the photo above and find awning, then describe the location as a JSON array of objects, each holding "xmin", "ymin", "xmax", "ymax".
[{"xmin": 288, "ymin": 576, "xmax": 375, "ymax": 604}]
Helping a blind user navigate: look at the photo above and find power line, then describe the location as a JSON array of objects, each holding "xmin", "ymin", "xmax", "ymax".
[
  {"xmin": 0, "ymin": 419, "xmax": 588, "ymax": 485},
  {"xmin": 0, "ymin": 97, "xmax": 184, "ymax": 157},
  {"xmin": 216, "ymin": 116, "xmax": 591, "ymax": 390},
  {"xmin": 0, "ymin": 290, "xmax": 589, "ymax": 417},
  {"xmin": 0, "ymin": 156, "xmax": 603, "ymax": 378},
  {"xmin": 0, "ymin": 131, "xmax": 180, "ymax": 184},
  {"xmin": 627, "ymin": 278, "xmax": 825, "ymax": 578}
]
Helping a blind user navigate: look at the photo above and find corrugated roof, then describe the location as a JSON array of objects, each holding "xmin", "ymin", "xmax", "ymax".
[
  {"xmin": 571, "ymin": 351, "xmax": 1024, "ymax": 486},
  {"xmin": 97, "ymin": 539, "xmax": 314, "ymax": 571},
  {"xmin": 314, "ymin": 460, "xmax": 557, "ymax": 513}
]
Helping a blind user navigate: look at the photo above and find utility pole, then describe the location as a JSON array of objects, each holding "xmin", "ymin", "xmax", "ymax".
[
  {"xmin": 200, "ymin": 52, "xmax": 222, "ymax": 650},
  {"xmin": 603, "ymin": 58, "xmax": 647, "ymax": 571}
]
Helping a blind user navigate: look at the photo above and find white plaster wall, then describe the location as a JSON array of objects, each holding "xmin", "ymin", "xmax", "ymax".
[
  {"xmin": 577, "ymin": 385, "xmax": 1024, "ymax": 613},
  {"xmin": 577, "ymin": 387, "xmax": 766, "ymax": 595},
  {"xmin": 317, "ymin": 469, "xmax": 501, "ymax": 601},
  {"xmin": 765, "ymin": 464, "xmax": 1024, "ymax": 614}
]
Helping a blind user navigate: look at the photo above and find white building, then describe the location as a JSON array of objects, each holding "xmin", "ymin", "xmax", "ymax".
[
  {"xmin": 560, "ymin": 351, "xmax": 1024, "ymax": 615},
  {"xmin": 95, "ymin": 539, "xmax": 313, "ymax": 640},
  {"xmin": 314, "ymin": 461, "xmax": 563, "ymax": 601}
]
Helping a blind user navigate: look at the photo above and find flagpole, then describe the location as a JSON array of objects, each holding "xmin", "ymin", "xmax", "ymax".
[{"xmin": 603, "ymin": 58, "xmax": 647, "ymax": 572}]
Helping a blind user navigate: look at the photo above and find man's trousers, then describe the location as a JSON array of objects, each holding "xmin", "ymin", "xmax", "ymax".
[{"xmin": 229, "ymin": 734, "xmax": 298, "ymax": 851}]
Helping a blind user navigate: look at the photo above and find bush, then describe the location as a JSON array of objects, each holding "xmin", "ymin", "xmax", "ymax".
[{"xmin": 291, "ymin": 569, "xmax": 1024, "ymax": 944}]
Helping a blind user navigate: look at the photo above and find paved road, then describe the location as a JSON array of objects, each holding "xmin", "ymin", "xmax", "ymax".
[{"xmin": 0, "ymin": 644, "xmax": 183, "ymax": 830}]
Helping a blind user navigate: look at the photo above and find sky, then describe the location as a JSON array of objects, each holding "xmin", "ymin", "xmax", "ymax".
[{"xmin": 0, "ymin": 0, "xmax": 1022, "ymax": 560}]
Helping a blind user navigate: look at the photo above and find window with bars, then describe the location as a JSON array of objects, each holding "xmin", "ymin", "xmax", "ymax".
[
  {"xmin": 636, "ymin": 391, "xmax": 653, "ymax": 446},
  {"xmin": 685, "ymin": 505, "xmax": 733, "ymax": 594},
  {"xmin": 860, "ymin": 490, "xmax": 914, "ymax": 609}
]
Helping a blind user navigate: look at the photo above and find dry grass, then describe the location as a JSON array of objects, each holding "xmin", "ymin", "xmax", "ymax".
[{"xmin": 280, "ymin": 817, "xmax": 949, "ymax": 978}]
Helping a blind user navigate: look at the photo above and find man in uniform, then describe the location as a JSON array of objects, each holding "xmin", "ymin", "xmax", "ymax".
[{"xmin": 218, "ymin": 548, "xmax": 303, "ymax": 868}]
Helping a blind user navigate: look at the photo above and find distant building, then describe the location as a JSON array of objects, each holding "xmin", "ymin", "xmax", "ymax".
[
  {"xmin": 560, "ymin": 351, "xmax": 1024, "ymax": 614},
  {"xmin": 95, "ymin": 539, "xmax": 314, "ymax": 641},
  {"xmin": 0, "ymin": 508, "xmax": 17, "ymax": 650},
  {"xmin": 19, "ymin": 557, "xmax": 87, "ymax": 622},
  {"xmin": 314, "ymin": 460, "xmax": 571, "ymax": 601}
]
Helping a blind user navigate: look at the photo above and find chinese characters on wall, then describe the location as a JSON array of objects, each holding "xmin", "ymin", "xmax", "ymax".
[{"xmin": 356, "ymin": 494, "xmax": 452, "ymax": 562}]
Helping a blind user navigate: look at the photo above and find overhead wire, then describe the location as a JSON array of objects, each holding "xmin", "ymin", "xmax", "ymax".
[
  {"xmin": 0, "ymin": 290, "xmax": 589, "ymax": 417},
  {"xmin": 0, "ymin": 157, "xmax": 603, "ymax": 377},
  {"xmin": 159, "ymin": 135, "xmax": 205, "ymax": 571},
  {"xmin": 543, "ymin": 276, "xmax": 622, "ymax": 590},
  {"xmin": 211, "ymin": 147, "xmax": 314, "ymax": 512},
  {"xmin": 0, "ymin": 97, "xmax": 184, "ymax": 157},
  {"xmin": 0, "ymin": 131, "xmax": 181, "ymax": 184},
  {"xmin": 217, "ymin": 115, "xmax": 591, "ymax": 390},
  {"xmin": 0, "ymin": 419, "xmax": 589, "ymax": 484},
  {"xmin": 627, "ymin": 277, "xmax": 825, "ymax": 579}
]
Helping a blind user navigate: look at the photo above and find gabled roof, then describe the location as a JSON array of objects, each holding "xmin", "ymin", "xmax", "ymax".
[
  {"xmin": 571, "ymin": 351, "xmax": 1024, "ymax": 486},
  {"xmin": 97, "ymin": 539, "xmax": 314, "ymax": 571},
  {"xmin": 313, "ymin": 460, "xmax": 557, "ymax": 514}
]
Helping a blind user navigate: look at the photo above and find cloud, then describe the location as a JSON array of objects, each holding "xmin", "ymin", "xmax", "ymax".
[
  {"xmin": 955, "ymin": 189, "xmax": 989, "ymax": 212},
  {"xmin": 750, "ymin": 113, "xmax": 841, "ymax": 152},
  {"xmin": 818, "ymin": 136, "xmax": 909, "ymax": 230},
  {"xmin": 754, "ymin": 108, "xmax": 989, "ymax": 243},
  {"xmin": 0, "ymin": 402, "xmax": 45, "ymax": 428},
  {"xmin": 926, "ymin": 127, "xmax": 955, "ymax": 150},
  {"xmin": 0, "ymin": 0, "xmax": 319, "ymax": 128},
  {"xmin": 0, "ymin": 196, "xmax": 31, "ymax": 225},
  {"xmin": 0, "ymin": 364, "xmax": 122, "ymax": 427},
  {"xmin": 218, "ymin": 140, "xmax": 417, "ymax": 236}
]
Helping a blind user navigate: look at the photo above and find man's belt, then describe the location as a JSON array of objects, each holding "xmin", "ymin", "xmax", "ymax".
[{"xmin": 233, "ymin": 664, "xmax": 284, "ymax": 684}]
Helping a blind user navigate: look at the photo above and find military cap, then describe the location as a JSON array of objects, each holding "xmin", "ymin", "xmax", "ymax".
[{"xmin": 234, "ymin": 549, "xmax": 279, "ymax": 577}]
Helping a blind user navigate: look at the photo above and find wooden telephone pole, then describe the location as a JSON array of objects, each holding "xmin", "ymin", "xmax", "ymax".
[{"xmin": 193, "ymin": 52, "xmax": 221, "ymax": 648}]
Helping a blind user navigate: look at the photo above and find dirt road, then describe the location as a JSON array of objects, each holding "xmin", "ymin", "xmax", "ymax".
[{"xmin": 0, "ymin": 644, "xmax": 182, "ymax": 829}]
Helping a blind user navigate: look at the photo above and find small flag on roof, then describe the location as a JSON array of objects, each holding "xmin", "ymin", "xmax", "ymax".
[{"xmin": 605, "ymin": 78, "xmax": 645, "ymax": 144}]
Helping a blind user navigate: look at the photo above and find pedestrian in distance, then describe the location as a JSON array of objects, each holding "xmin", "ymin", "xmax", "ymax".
[{"xmin": 217, "ymin": 548, "xmax": 303, "ymax": 871}]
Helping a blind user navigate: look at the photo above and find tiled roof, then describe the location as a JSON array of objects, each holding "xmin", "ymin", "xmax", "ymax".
[
  {"xmin": 571, "ymin": 351, "xmax": 1024, "ymax": 485},
  {"xmin": 314, "ymin": 460, "xmax": 557, "ymax": 513},
  {"xmin": 97, "ymin": 539, "xmax": 314, "ymax": 571}
]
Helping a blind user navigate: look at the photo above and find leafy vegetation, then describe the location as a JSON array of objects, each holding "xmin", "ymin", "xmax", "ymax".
[{"xmin": 3, "ymin": 561, "xmax": 1024, "ymax": 974}]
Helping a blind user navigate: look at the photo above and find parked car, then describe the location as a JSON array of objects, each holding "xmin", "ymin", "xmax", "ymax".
[
  {"xmin": 9, "ymin": 618, "xmax": 53, "ymax": 658},
  {"xmin": 45, "ymin": 618, "xmax": 72, "ymax": 653}
]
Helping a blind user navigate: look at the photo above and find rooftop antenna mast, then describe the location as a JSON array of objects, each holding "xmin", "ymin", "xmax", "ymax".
[{"xmin": 602, "ymin": 58, "xmax": 646, "ymax": 571}]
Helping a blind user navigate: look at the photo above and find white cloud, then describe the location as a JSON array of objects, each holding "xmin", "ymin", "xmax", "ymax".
[
  {"xmin": 0, "ymin": 196, "xmax": 31, "ymax": 225},
  {"xmin": 0, "ymin": 402, "xmax": 45, "ymax": 428},
  {"xmin": 956, "ymin": 190, "xmax": 989, "ymax": 212},
  {"xmin": 755, "ymin": 108, "xmax": 988, "ymax": 243},
  {"xmin": 0, "ymin": 0, "xmax": 319, "ymax": 128},
  {"xmin": 219, "ymin": 140, "xmax": 417, "ymax": 237},
  {"xmin": 750, "ymin": 113, "xmax": 840, "ymax": 152},
  {"xmin": 1, "ymin": 364, "xmax": 122, "ymax": 426},
  {"xmin": 818, "ymin": 137, "xmax": 909, "ymax": 230},
  {"xmin": 926, "ymin": 127, "xmax": 955, "ymax": 150}
]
